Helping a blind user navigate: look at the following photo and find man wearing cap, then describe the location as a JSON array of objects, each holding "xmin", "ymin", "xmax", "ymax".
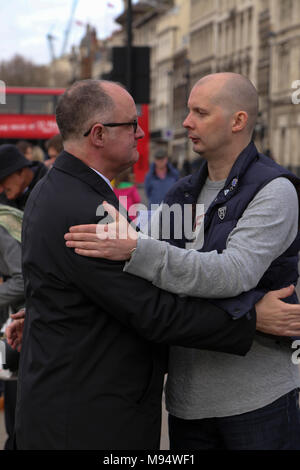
[
  {"xmin": 0, "ymin": 204, "xmax": 24, "ymax": 450},
  {"xmin": 0, "ymin": 144, "xmax": 47, "ymax": 211},
  {"xmin": 145, "ymin": 148, "xmax": 179, "ymax": 208},
  {"xmin": 0, "ymin": 144, "xmax": 47, "ymax": 449}
]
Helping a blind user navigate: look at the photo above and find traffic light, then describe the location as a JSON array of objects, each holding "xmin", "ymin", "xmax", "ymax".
[{"xmin": 107, "ymin": 46, "xmax": 150, "ymax": 104}]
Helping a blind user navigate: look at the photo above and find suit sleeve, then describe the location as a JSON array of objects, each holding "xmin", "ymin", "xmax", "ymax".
[{"xmin": 65, "ymin": 249, "xmax": 256, "ymax": 356}]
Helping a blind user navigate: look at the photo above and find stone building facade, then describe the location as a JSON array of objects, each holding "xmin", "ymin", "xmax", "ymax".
[
  {"xmin": 269, "ymin": 0, "xmax": 300, "ymax": 174},
  {"xmin": 170, "ymin": 0, "xmax": 299, "ymax": 172},
  {"xmin": 79, "ymin": 0, "xmax": 300, "ymax": 172}
]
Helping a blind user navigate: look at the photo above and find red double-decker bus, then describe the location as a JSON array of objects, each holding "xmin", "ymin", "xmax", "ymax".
[
  {"xmin": 0, "ymin": 86, "xmax": 149, "ymax": 183},
  {"xmin": 0, "ymin": 86, "xmax": 64, "ymax": 142}
]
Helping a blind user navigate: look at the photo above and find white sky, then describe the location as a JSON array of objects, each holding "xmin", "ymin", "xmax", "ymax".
[{"xmin": 0, "ymin": 0, "xmax": 130, "ymax": 65}]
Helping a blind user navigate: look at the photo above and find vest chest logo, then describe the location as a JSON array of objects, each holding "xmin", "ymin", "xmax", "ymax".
[{"xmin": 218, "ymin": 206, "xmax": 227, "ymax": 220}]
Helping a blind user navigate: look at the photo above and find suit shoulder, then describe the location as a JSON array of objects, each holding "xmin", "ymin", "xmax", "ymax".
[{"xmin": 25, "ymin": 168, "xmax": 108, "ymax": 225}]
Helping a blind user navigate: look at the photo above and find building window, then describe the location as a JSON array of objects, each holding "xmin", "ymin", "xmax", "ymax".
[
  {"xmin": 280, "ymin": 0, "xmax": 293, "ymax": 25},
  {"xmin": 0, "ymin": 94, "xmax": 21, "ymax": 114},
  {"xmin": 280, "ymin": 128, "xmax": 286, "ymax": 162},
  {"xmin": 278, "ymin": 45, "xmax": 290, "ymax": 90}
]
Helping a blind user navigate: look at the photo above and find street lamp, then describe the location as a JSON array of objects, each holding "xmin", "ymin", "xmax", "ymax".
[{"xmin": 126, "ymin": 0, "xmax": 133, "ymax": 95}]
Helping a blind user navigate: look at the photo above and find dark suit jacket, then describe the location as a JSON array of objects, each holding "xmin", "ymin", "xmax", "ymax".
[{"xmin": 15, "ymin": 151, "xmax": 256, "ymax": 450}]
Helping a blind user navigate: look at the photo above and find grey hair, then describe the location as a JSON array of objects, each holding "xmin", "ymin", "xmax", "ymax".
[{"xmin": 56, "ymin": 79, "xmax": 115, "ymax": 141}]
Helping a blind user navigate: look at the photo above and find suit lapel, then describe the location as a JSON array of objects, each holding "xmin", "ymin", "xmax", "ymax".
[
  {"xmin": 53, "ymin": 151, "xmax": 136, "ymax": 225},
  {"xmin": 53, "ymin": 151, "xmax": 118, "ymax": 203}
]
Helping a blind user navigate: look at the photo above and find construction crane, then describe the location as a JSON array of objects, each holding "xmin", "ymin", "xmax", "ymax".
[
  {"xmin": 61, "ymin": 0, "xmax": 80, "ymax": 57},
  {"xmin": 46, "ymin": 27, "xmax": 58, "ymax": 61}
]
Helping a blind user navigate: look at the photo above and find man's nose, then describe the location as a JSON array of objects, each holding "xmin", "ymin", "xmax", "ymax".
[
  {"xmin": 136, "ymin": 124, "xmax": 145, "ymax": 140},
  {"xmin": 183, "ymin": 113, "xmax": 192, "ymax": 129}
]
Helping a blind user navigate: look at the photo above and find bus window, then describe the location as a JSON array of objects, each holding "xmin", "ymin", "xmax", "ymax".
[
  {"xmin": 23, "ymin": 95, "xmax": 55, "ymax": 115},
  {"xmin": 0, "ymin": 94, "xmax": 21, "ymax": 114}
]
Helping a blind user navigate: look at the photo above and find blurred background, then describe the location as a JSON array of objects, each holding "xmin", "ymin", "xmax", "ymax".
[{"xmin": 0, "ymin": 0, "xmax": 298, "ymax": 180}]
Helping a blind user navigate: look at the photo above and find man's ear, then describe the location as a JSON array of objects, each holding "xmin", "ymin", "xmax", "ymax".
[
  {"xmin": 232, "ymin": 111, "xmax": 248, "ymax": 133},
  {"xmin": 90, "ymin": 124, "xmax": 105, "ymax": 147},
  {"xmin": 20, "ymin": 166, "xmax": 34, "ymax": 184}
]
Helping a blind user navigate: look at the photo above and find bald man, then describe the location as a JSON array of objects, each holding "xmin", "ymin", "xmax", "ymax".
[{"xmin": 65, "ymin": 73, "xmax": 300, "ymax": 450}]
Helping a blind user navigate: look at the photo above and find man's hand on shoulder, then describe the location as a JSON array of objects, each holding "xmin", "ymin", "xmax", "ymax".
[
  {"xmin": 5, "ymin": 308, "xmax": 26, "ymax": 352},
  {"xmin": 64, "ymin": 201, "xmax": 138, "ymax": 261},
  {"xmin": 256, "ymin": 285, "xmax": 300, "ymax": 336}
]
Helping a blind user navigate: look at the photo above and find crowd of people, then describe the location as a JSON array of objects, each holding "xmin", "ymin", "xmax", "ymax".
[
  {"xmin": 0, "ymin": 74, "xmax": 299, "ymax": 450},
  {"xmin": 14, "ymin": 135, "xmax": 63, "ymax": 168}
]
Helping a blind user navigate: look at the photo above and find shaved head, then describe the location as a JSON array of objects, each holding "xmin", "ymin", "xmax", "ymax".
[{"xmin": 194, "ymin": 73, "xmax": 259, "ymax": 135}]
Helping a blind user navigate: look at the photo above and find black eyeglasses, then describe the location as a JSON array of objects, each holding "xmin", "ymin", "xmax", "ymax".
[{"xmin": 83, "ymin": 120, "xmax": 138, "ymax": 137}]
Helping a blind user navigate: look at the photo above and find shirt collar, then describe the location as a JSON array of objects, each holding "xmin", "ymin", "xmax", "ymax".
[{"xmin": 90, "ymin": 167, "xmax": 113, "ymax": 191}]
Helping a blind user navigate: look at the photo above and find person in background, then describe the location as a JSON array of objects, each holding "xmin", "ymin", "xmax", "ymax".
[
  {"xmin": 0, "ymin": 204, "xmax": 24, "ymax": 450},
  {"xmin": 0, "ymin": 144, "xmax": 47, "ymax": 449},
  {"xmin": 16, "ymin": 141, "xmax": 33, "ymax": 162},
  {"xmin": 0, "ymin": 145, "xmax": 47, "ymax": 211},
  {"xmin": 114, "ymin": 169, "xmax": 141, "ymax": 221},
  {"xmin": 145, "ymin": 148, "xmax": 179, "ymax": 208},
  {"xmin": 31, "ymin": 146, "xmax": 45, "ymax": 163},
  {"xmin": 44, "ymin": 134, "xmax": 63, "ymax": 168}
]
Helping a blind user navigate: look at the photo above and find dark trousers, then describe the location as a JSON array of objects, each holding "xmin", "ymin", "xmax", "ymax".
[
  {"xmin": 3, "ymin": 381, "xmax": 17, "ymax": 450},
  {"xmin": 169, "ymin": 389, "xmax": 300, "ymax": 450}
]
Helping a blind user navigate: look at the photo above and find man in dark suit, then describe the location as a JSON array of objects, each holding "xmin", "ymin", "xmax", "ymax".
[{"xmin": 13, "ymin": 80, "xmax": 289, "ymax": 450}]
